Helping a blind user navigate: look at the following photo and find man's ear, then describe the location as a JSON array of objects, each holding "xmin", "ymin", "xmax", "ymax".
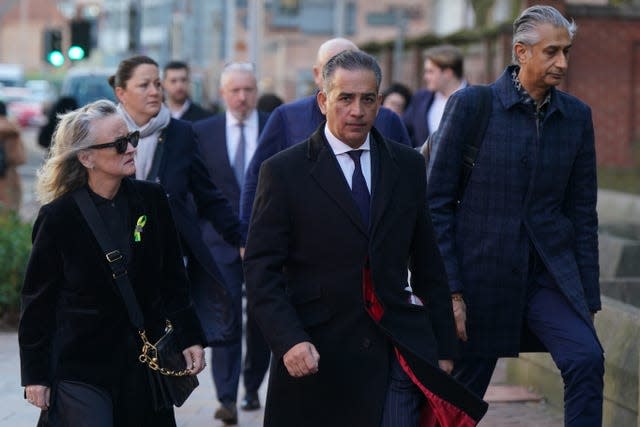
[
  {"xmin": 514, "ymin": 43, "xmax": 530, "ymax": 64},
  {"xmin": 317, "ymin": 90, "xmax": 328, "ymax": 115},
  {"xmin": 77, "ymin": 150, "xmax": 94, "ymax": 170},
  {"xmin": 312, "ymin": 64, "xmax": 322, "ymax": 89}
]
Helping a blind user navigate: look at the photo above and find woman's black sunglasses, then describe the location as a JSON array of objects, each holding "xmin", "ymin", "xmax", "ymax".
[{"xmin": 89, "ymin": 130, "xmax": 140, "ymax": 154}]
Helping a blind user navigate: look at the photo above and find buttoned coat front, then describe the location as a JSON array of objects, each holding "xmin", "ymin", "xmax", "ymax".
[
  {"xmin": 427, "ymin": 68, "xmax": 600, "ymax": 357},
  {"xmin": 244, "ymin": 126, "xmax": 486, "ymax": 427}
]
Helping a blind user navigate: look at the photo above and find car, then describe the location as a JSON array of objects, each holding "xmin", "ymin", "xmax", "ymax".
[
  {"xmin": 60, "ymin": 68, "xmax": 116, "ymax": 107},
  {"xmin": 26, "ymin": 80, "xmax": 58, "ymax": 106},
  {"xmin": 0, "ymin": 86, "xmax": 46, "ymax": 127}
]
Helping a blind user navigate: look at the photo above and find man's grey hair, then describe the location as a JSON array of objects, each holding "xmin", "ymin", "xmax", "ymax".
[
  {"xmin": 512, "ymin": 5, "xmax": 577, "ymax": 63},
  {"xmin": 220, "ymin": 62, "xmax": 256, "ymax": 86},
  {"xmin": 322, "ymin": 50, "xmax": 382, "ymax": 94}
]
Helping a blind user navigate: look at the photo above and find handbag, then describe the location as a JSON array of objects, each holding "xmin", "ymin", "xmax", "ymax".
[
  {"xmin": 139, "ymin": 320, "xmax": 199, "ymax": 410},
  {"xmin": 72, "ymin": 188, "xmax": 198, "ymax": 411}
]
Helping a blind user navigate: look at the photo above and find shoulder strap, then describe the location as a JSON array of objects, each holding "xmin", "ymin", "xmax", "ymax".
[
  {"xmin": 72, "ymin": 188, "xmax": 145, "ymax": 330},
  {"xmin": 456, "ymin": 85, "xmax": 492, "ymax": 204}
]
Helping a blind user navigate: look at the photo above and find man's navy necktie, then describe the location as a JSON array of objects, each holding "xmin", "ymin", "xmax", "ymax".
[
  {"xmin": 234, "ymin": 122, "xmax": 246, "ymax": 186},
  {"xmin": 347, "ymin": 150, "xmax": 370, "ymax": 227}
]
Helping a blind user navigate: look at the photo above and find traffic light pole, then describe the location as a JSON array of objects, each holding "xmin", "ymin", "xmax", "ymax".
[{"xmin": 128, "ymin": 0, "xmax": 142, "ymax": 54}]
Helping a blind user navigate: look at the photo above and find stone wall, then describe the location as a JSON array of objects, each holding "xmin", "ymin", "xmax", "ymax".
[{"xmin": 505, "ymin": 296, "xmax": 640, "ymax": 426}]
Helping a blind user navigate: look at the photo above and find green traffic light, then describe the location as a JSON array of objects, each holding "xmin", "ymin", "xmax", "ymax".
[
  {"xmin": 48, "ymin": 50, "xmax": 65, "ymax": 67},
  {"xmin": 68, "ymin": 45, "xmax": 86, "ymax": 61}
]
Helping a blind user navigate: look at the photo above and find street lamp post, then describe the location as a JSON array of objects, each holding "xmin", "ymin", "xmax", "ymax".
[
  {"xmin": 128, "ymin": 0, "xmax": 141, "ymax": 54},
  {"xmin": 393, "ymin": 8, "xmax": 407, "ymax": 83},
  {"xmin": 248, "ymin": 0, "xmax": 263, "ymax": 81}
]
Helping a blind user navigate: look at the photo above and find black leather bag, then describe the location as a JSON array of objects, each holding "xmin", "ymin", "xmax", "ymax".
[{"xmin": 140, "ymin": 321, "xmax": 199, "ymax": 410}]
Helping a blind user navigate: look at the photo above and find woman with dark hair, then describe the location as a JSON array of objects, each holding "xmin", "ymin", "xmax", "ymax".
[
  {"xmin": 108, "ymin": 55, "xmax": 244, "ymax": 364},
  {"xmin": 20, "ymin": 100, "xmax": 205, "ymax": 426},
  {"xmin": 382, "ymin": 82, "xmax": 413, "ymax": 116},
  {"xmin": 38, "ymin": 96, "xmax": 79, "ymax": 149}
]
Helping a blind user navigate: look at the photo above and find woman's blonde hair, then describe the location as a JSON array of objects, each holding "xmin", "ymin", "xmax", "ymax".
[{"xmin": 36, "ymin": 100, "xmax": 118, "ymax": 204}]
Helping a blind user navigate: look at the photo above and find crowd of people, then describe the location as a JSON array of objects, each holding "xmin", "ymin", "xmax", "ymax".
[{"xmin": 17, "ymin": 5, "xmax": 603, "ymax": 427}]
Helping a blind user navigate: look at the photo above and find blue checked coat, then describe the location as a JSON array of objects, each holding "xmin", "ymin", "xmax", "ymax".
[{"xmin": 427, "ymin": 67, "xmax": 600, "ymax": 357}]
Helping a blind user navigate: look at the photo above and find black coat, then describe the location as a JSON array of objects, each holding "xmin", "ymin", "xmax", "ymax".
[
  {"xmin": 179, "ymin": 101, "xmax": 212, "ymax": 122},
  {"xmin": 244, "ymin": 126, "xmax": 486, "ymax": 427},
  {"xmin": 19, "ymin": 179, "xmax": 204, "ymax": 390}
]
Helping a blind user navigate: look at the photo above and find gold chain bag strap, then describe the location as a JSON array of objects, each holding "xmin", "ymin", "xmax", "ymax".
[{"xmin": 139, "ymin": 321, "xmax": 191, "ymax": 377}]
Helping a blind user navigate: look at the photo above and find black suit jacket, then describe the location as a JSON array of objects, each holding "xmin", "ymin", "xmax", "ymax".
[
  {"xmin": 193, "ymin": 111, "xmax": 268, "ymax": 265},
  {"xmin": 157, "ymin": 118, "xmax": 242, "ymax": 279},
  {"xmin": 156, "ymin": 118, "xmax": 244, "ymax": 343},
  {"xmin": 19, "ymin": 179, "xmax": 204, "ymax": 389},
  {"xmin": 179, "ymin": 101, "xmax": 212, "ymax": 122},
  {"xmin": 244, "ymin": 125, "xmax": 468, "ymax": 426},
  {"xmin": 402, "ymin": 89, "xmax": 435, "ymax": 148}
]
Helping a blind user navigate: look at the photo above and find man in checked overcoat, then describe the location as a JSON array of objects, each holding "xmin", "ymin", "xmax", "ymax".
[{"xmin": 427, "ymin": 5, "xmax": 604, "ymax": 426}]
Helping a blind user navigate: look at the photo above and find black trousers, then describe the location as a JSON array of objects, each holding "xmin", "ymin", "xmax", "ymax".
[{"xmin": 38, "ymin": 336, "xmax": 176, "ymax": 427}]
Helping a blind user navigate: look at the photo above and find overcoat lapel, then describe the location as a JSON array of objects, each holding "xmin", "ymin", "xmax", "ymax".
[
  {"xmin": 308, "ymin": 129, "xmax": 368, "ymax": 237},
  {"xmin": 369, "ymin": 128, "xmax": 399, "ymax": 239}
]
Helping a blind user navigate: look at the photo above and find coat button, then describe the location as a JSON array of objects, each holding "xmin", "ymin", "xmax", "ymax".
[{"xmin": 362, "ymin": 338, "xmax": 371, "ymax": 349}]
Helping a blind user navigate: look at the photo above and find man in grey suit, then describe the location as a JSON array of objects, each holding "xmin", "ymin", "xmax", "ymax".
[{"xmin": 193, "ymin": 63, "xmax": 270, "ymax": 424}]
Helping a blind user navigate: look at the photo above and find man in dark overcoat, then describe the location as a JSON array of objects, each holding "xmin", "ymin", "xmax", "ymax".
[
  {"xmin": 427, "ymin": 5, "xmax": 604, "ymax": 426},
  {"xmin": 244, "ymin": 50, "xmax": 487, "ymax": 427}
]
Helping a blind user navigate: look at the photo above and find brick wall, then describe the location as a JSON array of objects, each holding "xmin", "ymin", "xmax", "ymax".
[
  {"xmin": 565, "ymin": 8, "xmax": 640, "ymax": 167},
  {"xmin": 378, "ymin": 2, "xmax": 640, "ymax": 168}
]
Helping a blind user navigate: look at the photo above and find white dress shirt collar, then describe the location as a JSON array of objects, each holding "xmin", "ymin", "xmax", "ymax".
[{"xmin": 323, "ymin": 124, "xmax": 372, "ymax": 192}]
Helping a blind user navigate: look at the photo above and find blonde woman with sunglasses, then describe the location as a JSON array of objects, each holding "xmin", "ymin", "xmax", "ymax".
[{"xmin": 20, "ymin": 100, "xmax": 205, "ymax": 426}]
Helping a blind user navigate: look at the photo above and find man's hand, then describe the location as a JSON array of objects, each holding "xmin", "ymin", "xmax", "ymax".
[
  {"xmin": 183, "ymin": 344, "xmax": 206, "ymax": 375},
  {"xmin": 452, "ymin": 294, "xmax": 467, "ymax": 342},
  {"xmin": 438, "ymin": 359, "xmax": 454, "ymax": 374},
  {"xmin": 25, "ymin": 384, "xmax": 50, "ymax": 410},
  {"xmin": 283, "ymin": 341, "xmax": 320, "ymax": 377}
]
